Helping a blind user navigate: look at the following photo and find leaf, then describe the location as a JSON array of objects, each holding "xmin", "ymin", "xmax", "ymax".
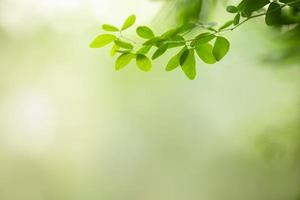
[
  {"xmin": 213, "ymin": 37, "xmax": 230, "ymax": 61},
  {"xmin": 180, "ymin": 49, "xmax": 196, "ymax": 80},
  {"xmin": 166, "ymin": 47, "xmax": 187, "ymax": 71},
  {"xmin": 137, "ymin": 45, "xmax": 152, "ymax": 55},
  {"xmin": 136, "ymin": 26, "xmax": 155, "ymax": 39},
  {"xmin": 234, "ymin": 14, "xmax": 241, "ymax": 25},
  {"xmin": 114, "ymin": 39, "xmax": 134, "ymax": 49},
  {"xmin": 102, "ymin": 24, "xmax": 119, "ymax": 32},
  {"xmin": 115, "ymin": 53, "xmax": 135, "ymax": 70},
  {"xmin": 121, "ymin": 15, "xmax": 136, "ymax": 31},
  {"xmin": 195, "ymin": 43, "xmax": 216, "ymax": 64},
  {"xmin": 136, "ymin": 54, "xmax": 152, "ymax": 72},
  {"xmin": 90, "ymin": 34, "xmax": 116, "ymax": 48},
  {"xmin": 265, "ymin": 2, "xmax": 282, "ymax": 26},
  {"xmin": 152, "ymin": 44, "xmax": 168, "ymax": 60},
  {"xmin": 191, "ymin": 33, "xmax": 216, "ymax": 46},
  {"xmin": 218, "ymin": 20, "xmax": 234, "ymax": 31},
  {"xmin": 226, "ymin": 6, "xmax": 239, "ymax": 13},
  {"xmin": 167, "ymin": 35, "xmax": 186, "ymax": 48},
  {"xmin": 110, "ymin": 44, "xmax": 120, "ymax": 56},
  {"xmin": 238, "ymin": 0, "xmax": 270, "ymax": 17}
]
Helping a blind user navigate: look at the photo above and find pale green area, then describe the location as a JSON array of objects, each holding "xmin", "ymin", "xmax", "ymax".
[{"xmin": 0, "ymin": 0, "xmax": 299, "ymax": 200}]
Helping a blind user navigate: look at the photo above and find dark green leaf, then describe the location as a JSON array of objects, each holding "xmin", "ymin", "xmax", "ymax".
[
  {"xmin": 152, "ymin": 44, "xmax": 168, "ymax": 60},
  {"xmin": 234, "ymin": 14, "xmax": 241, "ymax": 25},
  {"xmin": 265, "ymin": 2, "xmax": 282, "ymax": 26},
  {"xmin": 226, "ymin": 6, "xmax": 239, "ymax": 13}
]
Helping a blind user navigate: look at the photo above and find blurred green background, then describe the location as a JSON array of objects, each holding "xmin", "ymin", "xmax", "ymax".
[{"xmin": 0, "ymin": 0, "xmax": 300, "ymax": 199}]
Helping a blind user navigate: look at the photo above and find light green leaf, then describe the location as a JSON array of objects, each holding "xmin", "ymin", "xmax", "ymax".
[
  {"xmin": 121, "ymin": 15, "xmax": 136, "ymax": 31},
  {"xmin": 114, "ymin": 39, "xmax": 134, "ymax": 49},
  {"xmin": 195, "ymin": 43, "xmax": 216, "ymax": 64},
  {"xmin": 166, "ymin": 47, "xmax": 187, "ymax": 71},
  {"xmin": 102, "ymin": 24, "xmax": 119, "ymax": 32},
  {"xmin": 115, "ymin": 53, "xmax": 135, "ymax": 70},
  {"xmin": 136, "ymin": 54, "xmax": 152, "ymax": 72},
  {"xmin": 180, "ymin": 49, "xmax": 196, "ymax": 80},
  {"xmin": 90, "ymin": 34, "xmax": 116, "ymax": 48},
  {"xmin": 136, "ymin": 26, "xmax": 155, "ymax": 39},
  {"xmin": 213, "ymin": 37, "xmax": 230, "ymax": 61},
  {"xmin": 110, "ymin": 44, "xmax": 120, "ymax": 56}
]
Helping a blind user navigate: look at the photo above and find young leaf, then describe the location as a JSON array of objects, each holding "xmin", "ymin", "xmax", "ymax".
[
  {"xmin": 102, "ymin": 24, "xmax": 119, "ymax": 32},
  {"xmin": 152, "ymin": 44, "xmax": 168, "ymax": 60},
  {"xmin": 265, "ymin": 2, "xmax": 282, "ymax": 26},
  {"xmin": 114, "ymin": 39, "xmax": 134, "ymax": 50},
  {"xmin": 195, "ymin": 43, "xmax": 216, "ymax": 64},
  {"xmin": 180, "ymin": 49, "xmax": 196, "ymax": 80},
  {"xmin": 136, "ymin": 26, "xmax": 155, "ymax": 39},
  {"xmin": 213, "ymin": 37, "xmax": 230, "ymax": 61},
  {"xmin": 115, "ymin": 53, "xmax": 135, "ymax": 70},
  {"xmin": 226, "ymin": 5, "xmax": 239, "ymax": 13},
  {"xmin": 136, "ymin": 54, "xmax": 152, "ymax": 72},
  {"xmin": 191, "ymin": 33, "xmax": 216, "ymax": 46},
  {"xmin": 121, "ymin": 15, "xmax": 136, "ymax": 31},
  {"xmin": 90, "ymin": 34, "xmax": 116, "ymax": 48},
  {"xmin": 166, "ymin": 47, "xmax": 187, "ymax": 71},
  {"xmin": 167, "ymin": 35, "xmax": 186, "ymax": 48}
]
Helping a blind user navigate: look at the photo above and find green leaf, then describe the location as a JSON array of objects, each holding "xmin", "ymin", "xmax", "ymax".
[
  {"xmin": 167, "ymin": 35, "xmax": 186, "ymax": 48},
  {"xmin": 166, "ymin": 47, "xmax": 187, "ymax": 71},
  {"xmin": 137, "ymin": 45, "xmax": 152, "ymax": 55},
  {"xmin": 234, "ymin": 14, "xmax": 241, "ymax": 25},
  {"xmin": 136, "ymin": 26, "xmax": 155, "ymax": 39},
  {"xmin": 213, "ymin": 37, "xmax": 230, "ymax": 61},
  {"xmin": 226, "ymin": 5, "xmax": 239, "ymax": 13},
  {"xmin": 115, "ymin": 53, "xmax": 135, "ymax": 70},
  {"xmin": 102, "ymin": 24, "xmax": 119, "ymax": 32},
  {"xmin": 195, "ymin": 43, "xmax": 216, "ymax": 64},
  {"xmin": 121, "ymin": 15, "xmax": 136, "ymax": 31},
  {"xmin": 219, "ymin": 20, "xmax": 234, "ymax": 31},
  {"xmin": 136, "ymin": 54, "xmax": 152, "ymax": 72},
  {"xmin": 238, "ymin": 0, "xmax": 270, "ymax": 17},
  {"xmin": 191, "ymin": 33, "xmax": 216, "ymax": 46},
  {"xmin": 114, "ymin": 39, "xmax": 134, "ymax": 50},
  {"xmin": 180, "ymin": 49, "xmax": 196, "ymax": 80},
  {"xmin": 152, "ymin": 44, "xmax": 168, "ymax": 60},
  {"xmin": 265, "ymin": 2, "xmax": 282, "ymax": 26},
  {"xmin": 110, "ymin": 44, "xmax": 120, "ymax": 56},
  {"xmin": 90, "ymin": 34, "xmax": 116, "ymax": 48}
]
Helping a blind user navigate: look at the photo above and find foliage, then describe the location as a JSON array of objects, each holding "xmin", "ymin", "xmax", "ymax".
[{"xmin": 90, "ymin": 0, "xmax": 300, "ymax": 80}]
